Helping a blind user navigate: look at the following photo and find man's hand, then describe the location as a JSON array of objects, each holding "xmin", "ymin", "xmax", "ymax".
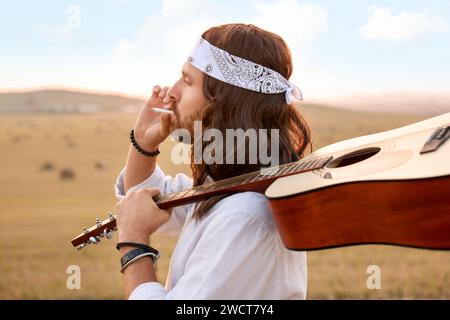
[
  {"xmin": 133, "ymin": 85, "xmax": 177, "ymax": 151},
  {"xmin": 115, "ymin": 188, "xmax": 172, "ymax": 243}
]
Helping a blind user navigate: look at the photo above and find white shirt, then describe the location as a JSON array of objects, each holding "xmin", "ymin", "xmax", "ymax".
[{"xmin": 114, "ymin": 165, "xmax": 307, "ymax": 299}]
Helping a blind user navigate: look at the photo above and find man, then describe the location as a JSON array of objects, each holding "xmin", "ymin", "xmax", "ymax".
[{"xmin": 114, "ymin": 23, "xmax": 311, "ymax": 299}]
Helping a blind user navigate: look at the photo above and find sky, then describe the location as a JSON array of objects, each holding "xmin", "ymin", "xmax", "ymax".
[{"xmin": 1, "ymin": 0, "xmax": 450, "ymax": 102}]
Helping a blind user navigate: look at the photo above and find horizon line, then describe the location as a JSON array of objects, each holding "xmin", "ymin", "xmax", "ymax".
[{"xmin": 1, "ymin": 85, "xmax": 450, "ymax": 103}]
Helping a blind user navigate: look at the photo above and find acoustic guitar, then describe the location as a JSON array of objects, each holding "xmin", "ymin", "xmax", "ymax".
[{"xmin": 71, "ymin": 112, "xmax": 450, "ymax": 251}]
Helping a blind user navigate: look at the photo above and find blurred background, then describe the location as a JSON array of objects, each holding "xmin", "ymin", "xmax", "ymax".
[{"xmin": 1, "ymin": 0, "xmax": 449, "ymax": 299}]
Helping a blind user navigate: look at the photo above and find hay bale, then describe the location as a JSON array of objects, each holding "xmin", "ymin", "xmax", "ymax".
[
  {"xmin": 59, "ymin": 168, "xmax": 75, "ymax": 180},
  {"xmin": 94, "ymin": 161, "xmax": 105, "ymax": 170},
  {"xmin": 66, "ymin": 142, "xmax": 76, "ymax": 149},
  {"xmin": 40, "ymin": 162, "xmax": 54, "ymax": 171}
]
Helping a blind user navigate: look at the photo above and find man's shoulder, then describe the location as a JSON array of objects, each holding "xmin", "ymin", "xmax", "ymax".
[{"xmin": 208, "ymin": 191, "xmax": 274, "ymax": 229}]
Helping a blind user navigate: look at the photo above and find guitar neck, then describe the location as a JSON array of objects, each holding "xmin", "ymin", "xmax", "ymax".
[
  {"xmin": 71, "ymin": 155, "xmax": 333, "ymax": 248},
  {"xmin": 154, "ymin": 155, "xmax": 333, "ymax": 209}
]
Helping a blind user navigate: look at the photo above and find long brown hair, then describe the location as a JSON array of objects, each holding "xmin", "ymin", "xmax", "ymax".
[{"xmin": 190, "ymin": 23, "xmax": 312, "ymax": 221}]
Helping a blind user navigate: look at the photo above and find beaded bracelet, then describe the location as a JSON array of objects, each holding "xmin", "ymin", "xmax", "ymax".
[{"xmin": 130, "ymin": 129, "xmax": 160, "ymax": 157}]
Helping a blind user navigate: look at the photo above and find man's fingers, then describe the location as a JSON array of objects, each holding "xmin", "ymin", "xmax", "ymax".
[
  {"xmin": 143, "ymin": 187, "xmax": 161, "ymax": 197},
  {"xmin": 153, "ymin": 85, "xmax": 161, "ymax": 93},
  {"xmin": 125, "ymin": 188, "xmax": 160, "ymax": 201},
  {"xmin": 159, "ymin": 86, "xmax": 170, "ymax": 99},
  {"xmin": 151, "ymin": 85, "xmax": 161, "ymax": 99},
  {"xmin": 159, "ymin": 113, "xmax": 172, "ymax": 137}
]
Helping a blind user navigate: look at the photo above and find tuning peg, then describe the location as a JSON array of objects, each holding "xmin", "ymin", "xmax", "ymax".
[
  {"xmin": 99, "ymin": 230, "xmax": 107, "ymax": 238},
  {"xmin": 82, "ymin": 227, "xmax": 88, "ymax": 234},
  {"xmin": 89, "ymin": 236, "xmax": 100, "ymax": 244},
  {"xmin": 96, "ymin": 218, "xmax": 101, "ymax": 227},
  {"xmin": 104, "ymin": 229, "xmax": 113, "ymax": 239},
  {"xmin": 108, "ymin": 212, "xmax": 114, "ymax": 220},
  {"xmin": 77, "ymin": 243, "xmax": 87, "ymax": 250}
]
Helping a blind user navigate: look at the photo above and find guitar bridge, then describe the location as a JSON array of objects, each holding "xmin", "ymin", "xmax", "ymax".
[{"xmin": 420, "ymin": 124, "xmax": 450, "ymax": 154}]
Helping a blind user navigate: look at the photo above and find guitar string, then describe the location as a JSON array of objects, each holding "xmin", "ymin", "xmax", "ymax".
[{"xmin": 155, "ymin": 155, "xmax": 335, "ymax": 204}]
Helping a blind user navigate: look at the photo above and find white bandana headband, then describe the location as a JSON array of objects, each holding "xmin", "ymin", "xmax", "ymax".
[{"xmin": 187, "ymin": 36, "xmax": 303, "ymax": 104}]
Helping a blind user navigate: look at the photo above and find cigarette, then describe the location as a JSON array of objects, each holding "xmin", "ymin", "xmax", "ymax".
[{"xmin": 152, "ymin": 107, "xmax": 174, "ymax": 115}]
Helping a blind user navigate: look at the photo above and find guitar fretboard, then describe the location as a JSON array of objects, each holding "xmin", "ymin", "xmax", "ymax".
[{"xmin": 154, "ymin": 155, "xmax": 333, "ymax": 209}]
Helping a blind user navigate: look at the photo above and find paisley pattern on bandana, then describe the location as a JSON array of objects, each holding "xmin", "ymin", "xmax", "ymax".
[
  {"xmin": 188, "ymin": 35, "xmax": 303, "ymax": 103},
  {"xmin": 210, "ymin": 45, "xmax": 239, "ymax": 87}
]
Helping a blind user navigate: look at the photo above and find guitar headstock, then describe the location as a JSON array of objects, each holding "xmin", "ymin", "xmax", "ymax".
[{"xmin": 71, "ymin": 212, "xmax": 117, "ymax": 250}]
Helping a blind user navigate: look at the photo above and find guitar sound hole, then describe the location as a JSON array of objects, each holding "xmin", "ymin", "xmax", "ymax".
[{"xmin": 326, "ymin": 147, "xmax": 381, "ymax": 168}]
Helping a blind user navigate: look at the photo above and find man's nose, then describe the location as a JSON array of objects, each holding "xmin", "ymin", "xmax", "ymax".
[{"xmin": 166, "ymin": 86, "xmax": 179, "ymax": 102}]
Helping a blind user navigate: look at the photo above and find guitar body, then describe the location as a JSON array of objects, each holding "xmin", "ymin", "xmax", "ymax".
[{"xmin": 266, "ymin": 113, "xmax": 450, "ymax": 251}]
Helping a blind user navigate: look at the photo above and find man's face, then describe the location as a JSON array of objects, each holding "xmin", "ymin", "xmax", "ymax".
[{"xmin": 166, "ymin": 62, "xmax": 206, "ymax": 131}]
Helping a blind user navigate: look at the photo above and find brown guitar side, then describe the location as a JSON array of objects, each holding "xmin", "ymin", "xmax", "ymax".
[{"xmin": 268, "ymin": 175, "xmax": 450, "ymax": 251}]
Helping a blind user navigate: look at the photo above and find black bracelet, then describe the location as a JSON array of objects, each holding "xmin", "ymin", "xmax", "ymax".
[
  {"xmin": 116, "ymin": 242, "xmax": 159, "ymax": 256},
  {"xmin": 120, "ymin": 248, "xmax": 159, "ymax": 273},
  {"xmin": 130, "ymin": 129, "xmax": 160, "ymax": 157}
]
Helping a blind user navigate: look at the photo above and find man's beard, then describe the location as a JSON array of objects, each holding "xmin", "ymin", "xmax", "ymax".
[{"xmin": 169, "ymin": 107, "xmax": 203, "ymax": 145}]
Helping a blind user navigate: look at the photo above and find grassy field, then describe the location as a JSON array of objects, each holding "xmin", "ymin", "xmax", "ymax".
[{"xmin": 1, "ymin": 105, "xmax": 449, "ymax": 299}]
